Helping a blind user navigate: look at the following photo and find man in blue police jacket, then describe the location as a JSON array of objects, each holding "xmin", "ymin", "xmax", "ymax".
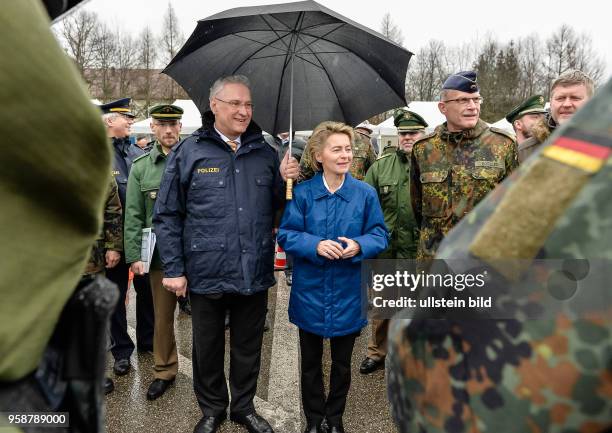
[{"xmin": 154, "ymin": 75, "xmax": 299, "ymax": 433}]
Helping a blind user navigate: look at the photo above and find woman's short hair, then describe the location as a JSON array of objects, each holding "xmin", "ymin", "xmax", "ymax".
[{"xmin": 306, "ymin": 121, "xmax": 354, "ymax": 173}]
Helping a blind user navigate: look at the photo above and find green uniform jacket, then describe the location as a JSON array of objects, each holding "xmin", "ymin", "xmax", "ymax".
[
  {"xmin": 124, "ymin": 142, "xmax": 167, "ymax": 269},
  {"xmin": 364, "ymin": 149, "xmax": 418, "ymax": 258},
  {"xmin": 298, "ymin": 132, "xmax": 376, "ymax": 182},
  {"xmin": 410, "ymin": 119, "xmax": 518, "ymax": 259},
  {"xmin": 84, "ymin": 178, "xmax": 123, "ymax": 275}
]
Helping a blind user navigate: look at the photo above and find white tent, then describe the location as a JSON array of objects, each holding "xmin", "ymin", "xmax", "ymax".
[
  {"xmin": 131, "ymin": 99, "xmax": 202, "ymax": 135},
  {"xmin": 373, "ymin": 101, "xmax": 447, "ymax": 135}
]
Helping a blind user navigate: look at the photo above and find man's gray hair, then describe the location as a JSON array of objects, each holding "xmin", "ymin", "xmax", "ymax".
[
  {"xmin": 102, "ymin": 112, "xmax": 119, "ymax": 125},
  {"xmin": 440, "ymin": 90, "xmax": 450, "ymax": 101},
  {"xmin": 551, "ymin": 69, "xmax": 595, "ymax": 97},
  {"xmin": 209, "ymin": 75, "xmax": 251, "ymax": 101}
]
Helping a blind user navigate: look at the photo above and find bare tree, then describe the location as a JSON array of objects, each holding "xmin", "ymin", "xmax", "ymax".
[
  {"xmin": 406, "ymin": 40, "xmax": 449, "ymax": 101},
  {"xmin": 544, "ymin": 24, "xmax": 578, "ymax": 80},
  {"xmin": 56, "ymin": 10, "xmax": 100, "ymax": 78},
  {"xmin": 116, "ymin": 34, "xmax": 137, "ymax": 98},
  {"xmin": 572, "ymin": 33, "xmax": 606, "ymax": 84},
  {"xmin": 159, "ymin": 2, "xmax": 185, "ymax": 100},
  {"xmin": 379, "ymin": 13, "xmax": 404, "ymax": 47},
  {"xmin": 138, "ymin": 26, "xmax": 159, "ymax": 114},
  {"xmin": 92, "ymin": 23, "xmax": 118, "ymax": 100},
  {"xmin": 516, "ymin": 34, "xmax": 545, "ymax": 99}
]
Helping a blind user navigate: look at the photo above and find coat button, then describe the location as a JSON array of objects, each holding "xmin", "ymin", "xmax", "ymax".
[
  {"xmin": 238, "ymin": 207, "xmax": 243, "ymax": 211},
  {"xmin": 235, "ymin": 169, "xmax": 240, "ymax": 173},
  {"xmin": 242, "ymin": 249, "xmax": 246, "ymax": 253}
]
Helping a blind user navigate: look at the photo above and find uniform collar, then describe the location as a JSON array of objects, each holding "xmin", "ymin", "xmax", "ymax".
[
  {"xmin": 312, "ymin": 172, "xmax": 352, "ymax": 202},
  {"xmin": 151, "ymin": 141, "xmax": 168, "ymax": 163},
  {"xmin": 439, "ymin": 118, "xmax": 488, "ymax": 142}
]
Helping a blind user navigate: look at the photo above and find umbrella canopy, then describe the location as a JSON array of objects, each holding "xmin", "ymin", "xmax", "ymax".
[{"xmin": 163, "ymin": 0, "xmax": 412, "ymax": 135}]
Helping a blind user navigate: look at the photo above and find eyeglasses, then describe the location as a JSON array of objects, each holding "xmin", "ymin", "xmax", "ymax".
[
  {"xmin": 442, "ymin": 96, "xmax": 484, "ymax": 106},
  {"xmin": 214, "ymin": 97, "xmax": 254, "ymax": 111}
]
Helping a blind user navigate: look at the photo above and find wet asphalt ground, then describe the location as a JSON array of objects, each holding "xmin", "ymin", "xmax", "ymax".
[{"xmin": 105, "ymin": 272, "xmax": 397, "ymax": 433}]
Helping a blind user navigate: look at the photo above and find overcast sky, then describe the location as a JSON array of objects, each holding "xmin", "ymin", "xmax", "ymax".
[{"xmin": 71, "ymin": 0, "xmax": 612, "ymax": 78}]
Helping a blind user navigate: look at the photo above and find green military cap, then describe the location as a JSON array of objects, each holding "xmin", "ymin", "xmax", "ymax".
[
  {"xmin": 394, "ymin": 109, "xmax": 428, "ymax": 131},
  {"xmin": 149, "ymin": 104, "xmax": 184, "ymax": 120},
  {"xmin": 505, "ymin": 95, "xmax": 547, "ymax": 124}
]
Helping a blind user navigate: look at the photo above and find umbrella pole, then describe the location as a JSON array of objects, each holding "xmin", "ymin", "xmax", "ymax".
[{"xmin": 286, "ymin": 52, "xmax": 295, "ymax": 200}]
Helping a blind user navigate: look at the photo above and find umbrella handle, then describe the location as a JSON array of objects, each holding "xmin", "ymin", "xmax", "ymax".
[{"xmin": 286, "ymin": 178, "xmax": 294, "ymax": 200}]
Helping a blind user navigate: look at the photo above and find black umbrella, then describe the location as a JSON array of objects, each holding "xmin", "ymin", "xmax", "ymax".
[{"xmin": 164, "ymin": 0, "xmax": 412, "ymax": 196}]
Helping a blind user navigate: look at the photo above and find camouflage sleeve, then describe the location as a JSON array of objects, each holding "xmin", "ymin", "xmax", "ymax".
[
  {"xmin": 410, "ymin": 150, "xmax": 422, "ymax": 229},
  {"xmin": 104, "ymin": 178, "xmax": 123, "ymax": 251},
  {"xmin": 506, "ymin": 139, "xmax": 519, "ymax": 174},
  {"xmin": 298, "ymin": 141, "xmax": 316, "ymax": 182},
  {"xmin": 365, "ymin": 142, "xmax": 377, "ymax": 172}
]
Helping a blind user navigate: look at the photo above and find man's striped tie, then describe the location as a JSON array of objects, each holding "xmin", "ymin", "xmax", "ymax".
[{"xmin": 226, "ymin": 140, "xmax": 237, "ymax": 152}]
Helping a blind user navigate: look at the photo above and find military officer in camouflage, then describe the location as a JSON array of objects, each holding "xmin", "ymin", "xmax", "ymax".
[
  {"xmin": 124, "ymin": 104, "xmax": 184, "ymax": 400},
  {"xmin": 411, "ymin": 71, "xmax": 518, "ymax": 259},
  {"xmin": 83, "ymin": 178, "xmax": 123, "ymax": 395},
  {"xmin": 359, "ymin": 109, "xmax": 426, "ymax": 375},
  {"xmin": 298, "ymin": 121, "xmax": 376, "ymax": 182},
  {"xmin": 505, "ymin": 94, "xmax": 547, "ymax": 145}
]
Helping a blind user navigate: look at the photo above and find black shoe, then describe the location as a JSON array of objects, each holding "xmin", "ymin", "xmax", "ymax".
[
  {"xmin": 224, "ymin": 310, "xmax": 230, "ymax": 329},
  {"xmin": 230, "ymin": 412, "xmax": 274, "ymax": 433},
  {"xmin": 193, "ymin": 414, "xmax": 226, "ymax": 433},
  {"xmin": 329, "ymin": 425, "xmax": 345, "ymax": 433},
  {"xmin": 178, "ymin": 296, "xmax": 192, "ymax": 315},
  {"xmin": 113, "ymin": 358, "xmax": 131, "ymax": 376},
  {"xmin": 359, "ymin": 357, "xmax": 384, "ymax": 375},
  {"xmin": 304, "ymin": 420, "xmax": 328, "ymax": 433},
  {"xmin": 104, "ymin": 377, "xmax": 114, "ymax": 395},
  {"xmin": 146, "ymin": 378, "xmax": 174, "ymax": 400}
]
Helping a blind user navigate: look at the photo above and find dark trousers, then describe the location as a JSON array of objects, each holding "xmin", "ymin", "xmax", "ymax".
[
  {"xmin": 299, "ymin": 329, "xmax": 358, "ymax": 427},
  {"xmin": 106, "ymin": 259, "xmax": 154, "ymax": 360},
  {"xmin": 191, "ymin": 290, "xmax": 268, "ymax": 417}
]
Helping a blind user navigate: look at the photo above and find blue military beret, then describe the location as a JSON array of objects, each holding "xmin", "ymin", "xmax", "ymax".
[
  {"xmin": 442, "ymin": 71, "xmax": 479, "ymax": 93},
  {"xmin": 98, "ymin": 98, "xmax": 135, "ymax": 118}
]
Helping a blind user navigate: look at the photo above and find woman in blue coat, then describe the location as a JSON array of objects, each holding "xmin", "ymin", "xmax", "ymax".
[{"xmin": 278, "ymin": 121, "xmax": 388, "ymax": 433}]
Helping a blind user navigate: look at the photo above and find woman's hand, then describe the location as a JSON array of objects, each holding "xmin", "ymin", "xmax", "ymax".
[
  {"xmin": 338, "ymin": 237, "xmax": 361, "ymax": 258},
  {"xmin": 316, "ymin": 239, "xmax": 344, "ymax": 260}
]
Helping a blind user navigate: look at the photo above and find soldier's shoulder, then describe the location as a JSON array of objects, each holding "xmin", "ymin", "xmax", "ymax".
[
  {"xmin": 132, "ymin": 152, "xmax": 149, "ymax": 164},
  {"xmin": 412, "ymin": 131, "xmax": 437, "ymax": 152},
  {"xmin": 488, "ymin": 126, "xmax": 516, "ymax": 142},
  {"xmin": 375, "ymin": 152, "xmax": 394, "ymax": 162}
]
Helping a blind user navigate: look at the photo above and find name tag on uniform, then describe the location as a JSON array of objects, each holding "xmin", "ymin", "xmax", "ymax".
[
  {"xmin": 475, "ymin": 160, "xmax": 504, "ymax": 169},
  {"xmin": 197, "ymin": 167, "xmax": 220, "ymax": 174}
]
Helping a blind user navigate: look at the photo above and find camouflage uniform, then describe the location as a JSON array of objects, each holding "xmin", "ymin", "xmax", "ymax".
[
  {"xmin": 84, "ymin": 178, "xmax": 123, "ymax": 275},
  {"xmin": 298, "ymin": 130, "xmax": 376, "ymax": 182},
  {"xmin": 387, "ymin": 79, "xmax": 612, "ymax": 432},
  {"xmin": 410, "ymin": 119, "xmax": 518, "ymax": 259}
]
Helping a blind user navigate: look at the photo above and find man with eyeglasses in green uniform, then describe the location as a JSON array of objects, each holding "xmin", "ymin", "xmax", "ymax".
[{"xmin": 410, "ymin": 70, "xmax": 519, "ymax": 260}]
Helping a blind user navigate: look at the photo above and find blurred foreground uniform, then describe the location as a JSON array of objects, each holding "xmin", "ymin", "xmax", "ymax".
[
  {"xmin": 0, "ymin": 1, "xmax": 116, "ymax": 431},
  {"xmin": 387, "ymin": 79, "xmax": 612, "ymax": 432}
]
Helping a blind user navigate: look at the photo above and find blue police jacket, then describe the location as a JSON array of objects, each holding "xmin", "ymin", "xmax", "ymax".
[
  {"xmin": 112, "ymin": 136, "xmax": 144, "ymax": 209},
  {"xmin": 153, "ymin": 113, "xmax": 284, "ymax": 295},
  {"xmin": 278, "ymin": 172, "xmax": 388, "ymax": 337}
]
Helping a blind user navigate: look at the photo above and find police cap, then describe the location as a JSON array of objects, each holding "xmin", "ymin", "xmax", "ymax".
[
  {"xmin": 442, "ymin": 70, "xmax": 479, "ymax": 93},
  {"xmin": 505, "ymin": 94, "xmax": 547, "ymax": 124},
  {"xmin": 149, "ymin": 104, "xmax": 184, "ymax": 120},
  {"xmin": 394, "ymin": 109, "xmax": 428, "ymax": 131},
  {"xmin": 98, "ymin": 98, "xmax": 135, "ymax": 118}
]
